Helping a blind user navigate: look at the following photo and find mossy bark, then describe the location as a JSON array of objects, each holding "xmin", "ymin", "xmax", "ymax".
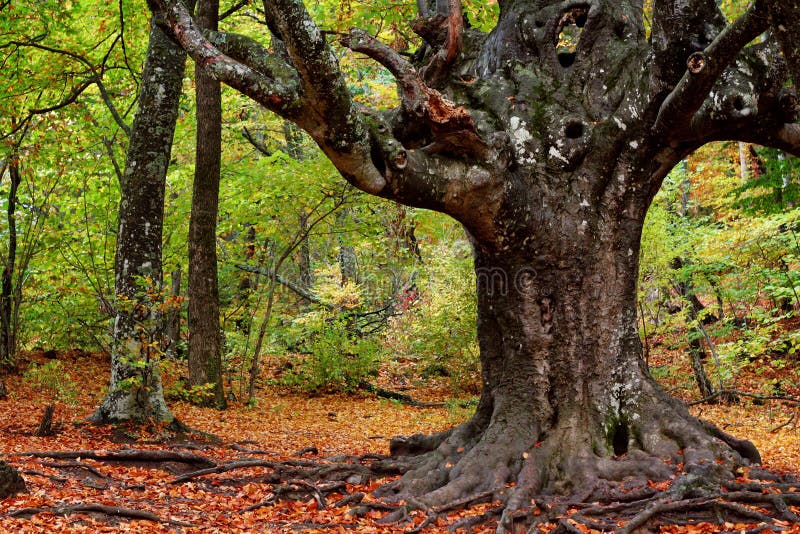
[
  {"xmin": 151, "ymin": 0, "xmax": 799, "ymax": 520},
  {"xmin": 90, "ymin": 19, "xmax": 189, "ymax": 425}
]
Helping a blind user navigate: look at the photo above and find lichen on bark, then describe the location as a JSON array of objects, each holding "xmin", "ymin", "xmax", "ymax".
[{"xmin": 145, "ymin": 0, "xmax": 800, "ymax": 528}]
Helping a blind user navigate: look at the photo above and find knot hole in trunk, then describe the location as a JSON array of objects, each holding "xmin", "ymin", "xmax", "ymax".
[
  {"xmin": 612, "ymin": 422, "xmax": 629, "ymax": 456},
  {"xmin": 556, "ymin": 5, "xmax": 588, "ymax": 68}
]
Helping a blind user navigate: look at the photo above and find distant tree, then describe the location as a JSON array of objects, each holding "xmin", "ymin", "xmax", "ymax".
[
  {"xmin": 150, "ymin": 0, "xmax": 800, "ymax": 526},
  {"xmin": 0, "ymin": 128, "xmax": 24, "ymax": 365}
]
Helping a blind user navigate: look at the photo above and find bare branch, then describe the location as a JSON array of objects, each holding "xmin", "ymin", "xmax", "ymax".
[
  {"xmin": 234, "ymin": 263, "xmax": 334, "ymax": 308},
  {"xmin": 241, "ymin": 126, "xmax": 273, "ymax": 156},
  {"xmin": 94, "ymin": 77, "xmax": 131, "ymax": 136},
  {"xmin": 1, "ymin": 39, "xmax": 131, "ymax": 135},
  {"xmin": 28, "ymin": 80, "xmax": 95, "ymax": 115},
  {"xmin": 653, "ymin": 4, "xmax": 770, "ymax": 140},
  {"xmin": 220, "ymin": 0, "xmax": 249, "ymax": 21}
]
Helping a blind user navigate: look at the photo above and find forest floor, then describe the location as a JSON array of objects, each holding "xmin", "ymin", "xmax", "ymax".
[{"xmin": 1, "ymin": 345, "xmax": 799, "ymax": 533}]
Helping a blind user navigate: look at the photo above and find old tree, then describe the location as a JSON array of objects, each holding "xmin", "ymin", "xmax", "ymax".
[{"xmin": 146, "ymin": 0, "xmax": 800, "ymax": 529}]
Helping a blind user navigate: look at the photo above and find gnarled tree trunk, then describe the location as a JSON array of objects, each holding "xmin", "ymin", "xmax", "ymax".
[
  {"xmin": 150, "ymin": 0, "xmax": 800, "ymax": 524},
  {"xmin": 376, "ymin": 158, "xmax": 759, "ymax": 512}
]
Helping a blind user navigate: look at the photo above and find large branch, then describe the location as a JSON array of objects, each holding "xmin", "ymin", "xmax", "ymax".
[
  {"xmin": 766, "ymin": 1, "xmax": 800, "ymax": 90},
  {"xmin": 343, "ymin": 29, "xmax": 487, "ymax": 160},
  {"xmin": 258, "ymin": 0, "xmax": 388, "ymax": 194},
  {"xmin": 150, "ymin": 0, "xmax": 493, "ymax": 210},
  {"xmin": 151, "ymin": 0, "xmax": 388, "ymax": 194},
  {"xmin": 652, "ymin": 4, "xmax": 770, "ymax": 140},
  {"xmin": 150, "ymin": 0, "xmax": 303, "ymax": 118},
  {"xmin": 650, "ymin": 0, "xmax": 728, "ymax": 93}
]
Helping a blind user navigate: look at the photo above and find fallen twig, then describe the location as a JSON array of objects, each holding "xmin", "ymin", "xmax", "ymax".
[
  {"xmin": 358, "ymin": 381, "xmax": 445, "ymax": 407},
  {"xmin": 689, "ymin": 389, "xmax": 800, "ymax": 406}
]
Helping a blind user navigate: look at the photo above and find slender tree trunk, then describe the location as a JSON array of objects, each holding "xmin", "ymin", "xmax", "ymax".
[
  {"xmin": 187, "ymin": 0, "xmax": 226, "ymax": 409},
  {"xmin": 165, "ymin": 269, "xmax": 183, "ymax": 358},
  {"xmin": 0, "ymin": 151, "xmax": 20, "ymax": 363},
  {"xmin": 689, "ymin": 337, "xmax": 715, "ymax": 399},
  {"xmin": 738, "ymin": 142, "xmax": 749, "ymax": 183},
  {"xmin": 296, "ymin": 213, "xmax": 312, "ymax": 290},
  {"xmin": 89, "ymin": 18, "xmax": 190, "ymax": 425},
  {"xmin": 336, "ymin": 210, "xmax": 357, "ymax": 285}
]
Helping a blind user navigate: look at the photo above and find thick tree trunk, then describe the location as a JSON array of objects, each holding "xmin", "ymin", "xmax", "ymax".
[
  {"xmin": 377, "ymin": 183, "xmax": 759, "ymax": 515},
  {"xmin": 187, "ymin": 0, "xmax": 226, "ymax": 409},
  {"xmin": 89, "ymin": 20, "xmax": 189, "ymax": 425}
]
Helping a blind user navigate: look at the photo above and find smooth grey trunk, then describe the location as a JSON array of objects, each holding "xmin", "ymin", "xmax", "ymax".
[
  {"xmin": 187, "ymin": 0, "xmax": 226, "ymax": 409},
  {"xmin": 90, "ymin": 19, "xmax": 190, "ymax": 425}
]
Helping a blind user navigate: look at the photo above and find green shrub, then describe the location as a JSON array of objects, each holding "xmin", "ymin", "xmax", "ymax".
[{"xmin": 279, "ymin": 317, "xmax": 380, "ymax": 393}]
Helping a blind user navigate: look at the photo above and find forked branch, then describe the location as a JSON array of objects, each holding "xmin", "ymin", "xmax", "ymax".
[
  {"xmin": 150, "ymin": 0, "xmax": 302, "ymax": 117},
  {"xmin": 343, "ymin": 29, "xmax": 486, "ymax": 159},
  {"xmin": 653, "ymin": 4, "xmax": 769, "ymax": 139}
]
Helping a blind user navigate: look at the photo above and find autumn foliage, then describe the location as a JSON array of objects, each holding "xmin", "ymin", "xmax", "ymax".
[{"xmin": 1, "ymin": 347, "xmax": 799, "ymax": 533}]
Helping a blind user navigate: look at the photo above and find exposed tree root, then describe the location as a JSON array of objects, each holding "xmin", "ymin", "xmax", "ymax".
[
  {"xmin": 9, "ymin": 429, "xmax": 800, "ymax": 533},
  {"xmin": 12, "ymin": 448, "xmax": 216, "ymax": 473},
  {"xmin": 40, "ymin": 460, "xmax": 109, "ymax": 479},
  {"xmin": 7, "ymin": 503, "xmax": 195, "ymax": 527}
]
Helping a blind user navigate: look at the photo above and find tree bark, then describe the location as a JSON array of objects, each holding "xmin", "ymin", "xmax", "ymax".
[
  {"xmin": 89, "ymin": 18, "xmax": 190, "ymax": 425},
  {"xmin": 149, "ymin": 0, "xmax": 800, "ymax": 522},
  {"xmin": 187, "ymin": 0, "xmax": 226, "ymax": 410},
  {"xmin": 0, "ymin": 148, "xmax": 20, "ymax": 364},
  {"xmin": 35, "ymin": 404, "xmax": 55, "ymax": 437},
  {"xmin": 377, "ymin": 197, "xmax": 756, "ymax": 508},
  {"xmin": 164, "ymin": 269, "xmax": 183, "ymax": 359},
  {"xmin": 0, "ymin": 460, "xmax": 25, "ymax": 498}
]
